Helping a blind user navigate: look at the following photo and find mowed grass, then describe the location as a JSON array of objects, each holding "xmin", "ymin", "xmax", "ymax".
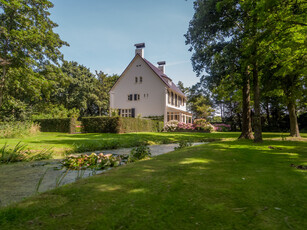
[
  {"xmin": 0, "ymin": 136, "xmax": 306, "ymax": 229},
  {"xmin": 0, "ymin": 132, "xmax": 303, "ymax": 157}
]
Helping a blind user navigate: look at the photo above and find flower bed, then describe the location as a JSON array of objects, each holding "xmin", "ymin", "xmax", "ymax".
[
  {"xmin": 62, "ymin": 153, "xmax": 121, "ymax": 170},
  {"xmin": 164, "ymin": 119, "xmax": 214, "ymax": 132}
]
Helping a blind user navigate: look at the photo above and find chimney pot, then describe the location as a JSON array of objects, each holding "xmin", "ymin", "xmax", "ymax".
[
  {"xmin": 134, "ymin": 43, "xmax": 145, "ymax": 58},
  {"xmin": 158, "ymin": 61, "xmax": 166, "ymax": 74}
]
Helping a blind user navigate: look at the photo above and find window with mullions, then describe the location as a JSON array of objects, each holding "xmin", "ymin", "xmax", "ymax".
[
  {"xmin": 134, "ymin": 94, "xmax": 140, "ymax": 101},
  {"xmin": 121, "ymin": 109, "xmax": 132, "ymax": 117},
  {"xmin": 135, "ymin": 77, "xmax": 138, "ymax": 83}
]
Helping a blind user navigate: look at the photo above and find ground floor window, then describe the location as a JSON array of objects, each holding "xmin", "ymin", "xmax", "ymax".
[
  {"xmin": 121, "ymin": 109, "xmax": 132, "ymax": 117},
  {"xmin": 167, "ymin": 112, "xmax": 192, "ymax": 123}
]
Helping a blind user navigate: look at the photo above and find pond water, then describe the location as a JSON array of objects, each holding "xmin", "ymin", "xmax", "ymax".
[{"xmin": 0, "ymin": 143, "xmax": 205, "ymax": 207}]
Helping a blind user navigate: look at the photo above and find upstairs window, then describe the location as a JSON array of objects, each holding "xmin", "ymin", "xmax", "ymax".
[
  {"xmin": 171, "ymin": 92, "xmax": 174, "ymax": 105},
  {"xmin": 128, "ymin": 94, "xmax": 133, "ymax": 101},
  {"xmin": 167, "ymin": 91, "xmax": 171, "ymax": 104},
  {"xmin": 134, "ymin": 94, "xmax": 140, "ymax": 101},
  {"xmin": 135, "ymin": 77, "xmax": 138, "ymax": 83},
  {"xmin": 140, "ymin": 76, "xmax": 143, "ymax": 83},
  {"xmin": 178, "ymin": 96, "xmax": 182, "ymax": 106},
  {"xmin": 175, "ymin": 94, "xmax": 178, "ymax": 106}
]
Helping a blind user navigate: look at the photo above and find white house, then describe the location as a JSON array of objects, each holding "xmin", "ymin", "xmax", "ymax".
[{"xmin": 109, "ymin": 43, "xmax": 192, "ymax": 124}]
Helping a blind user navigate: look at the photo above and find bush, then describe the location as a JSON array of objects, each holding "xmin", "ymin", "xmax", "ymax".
[
  {"xmin": 177, "ymin": 122, "xmax": 195, "ymax": 131},
  {"xmin": 193, "ymin": 119, "xmax": 215, "ymax": 132},
  {"xmin": 174, "ymin": 140, "xmax": 192, "ymax": 150},
  {"xmin": 213, "ymin": 124, "xmax": 231, "ymax": 132},
  {"xmin": 35, "ymin": 118, "xmax": 76, "ymax": 133},
  {"xmin": 81, "ymin": 117, "xmax": 120, "ymax": 133},
  {"xmin": 164, "ymin": 119, "xmax": 214, "ymax": 133},
  {"xmin": 164, "ymin": 120, "xmax": 179, "ymax": 132},
  {"xmin": 127, "ymin": 145, "xmax": 151, "ymax": 162},
  {"xmin": 0, "ymin": 121, "xmax": 40, "ymax": 138},
  {"xmin": 81, "ymin": 117, "xmax": 164, "ymax": 133}
]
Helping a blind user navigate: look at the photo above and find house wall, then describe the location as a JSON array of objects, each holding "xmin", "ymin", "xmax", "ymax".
[{"xmin": 110, "ymin": 56, "xmax": 166, "ymax": 117}]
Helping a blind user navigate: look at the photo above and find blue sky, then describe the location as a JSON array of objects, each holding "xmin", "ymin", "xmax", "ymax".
[{"xmin": 50, "ymin": 0, "xmax": 198, "ymax": 87}]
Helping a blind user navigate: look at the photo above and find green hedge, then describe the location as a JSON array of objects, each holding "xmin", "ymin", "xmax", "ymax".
[
  {"xmin": 81, "ymin": 117, "xmax": 164, "ymax": 133},
  {"xmin": 81, "ymin": 117, "xmax": 120, "ymax": 133},
  {"xmin": 34, "ymin": 118, "xmax": 76, "ymax": 133}
]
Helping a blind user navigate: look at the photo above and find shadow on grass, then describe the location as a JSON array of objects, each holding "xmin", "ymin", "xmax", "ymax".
[{"xmin": 0, "ymin": 138, "xmax": 306, "ymax": 229}]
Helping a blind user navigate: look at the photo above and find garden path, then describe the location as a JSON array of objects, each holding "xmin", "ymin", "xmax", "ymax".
[{"xmin": 0, "ymin": 142, "xmax": 204, "ymax": 207}]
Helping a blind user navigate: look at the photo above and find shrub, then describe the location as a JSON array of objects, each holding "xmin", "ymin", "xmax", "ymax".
[
  {"xmin": 0, "ymin": 121, "xmax": 40, "ymax": 138},
  {"xmin": 127, "ymin": 145, "xmax": 151, "ymax": 162},
  {"xmin": 81, "ymin": 117, "xmax": 120, "ymax": 133},
  {"xmin": 213, "ymin": 124, "xmax": 231, "ymax": 132},
  {"xmin": 193, "ymin": 119, "xmax": 215, "ymax": 132},
  {"xmin": 164, "ymin": 120, "xmax": 179, "ymax": 131},
  {"xmin": 81, "ymin": 117, "xmax": 164, "ymax": 133},
  {"xmin": 35, "ymin": 118, "xmax": 76, "ymax": 133},
  {"xmin": 174, "ymin": 140, "xmax": 192, "ymax": 150},
  {"xmin": 177, "ymin": 122, "xmax": 195, "ymax": 131},
  {"xmin": 164, "ymin": 119, "xmax": 214, "ymax": 133}
]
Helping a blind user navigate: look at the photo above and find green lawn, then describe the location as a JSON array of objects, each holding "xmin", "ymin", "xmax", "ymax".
[
  {"xmin": 0, "ymin": 134, "xmax": 306, "ymax": 229},
  {"xmin": 0, "ymin": 131, "xmax": 303, "ymax": 157}
]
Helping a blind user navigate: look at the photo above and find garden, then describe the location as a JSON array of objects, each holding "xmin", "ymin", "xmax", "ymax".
[{"xmin": 0, "ymin": 132, "xmax": 306, "ymax": 229}]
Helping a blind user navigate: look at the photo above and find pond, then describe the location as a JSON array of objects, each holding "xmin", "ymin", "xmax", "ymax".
[{"xmin": 0, "ymin": 143, "xmax": 205, "ymax": 207}]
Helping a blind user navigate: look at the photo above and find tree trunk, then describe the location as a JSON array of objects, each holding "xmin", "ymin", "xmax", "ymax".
[
  {"xmin": 266, "ymin": 102, "xmax": 271, "ymax": 129},
  {"xmin": 253, "ymin": 62, "xmax": 263, "ymax": 142},
  {"xmin": 0, "ymin": 66, "xmax": 7, "ymax": 108},
  {"xmin": 239, "ymin": 74, "xmax": 254, "ymax": 139},
  {"xmin": 287, "ymin": 101, "xmax": 300, "ymax": 137}
]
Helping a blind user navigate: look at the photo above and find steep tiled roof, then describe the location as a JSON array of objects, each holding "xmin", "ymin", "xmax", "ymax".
[{"xmin": 142, "ymin": 57, "xmax": 186, "ymax": 97}]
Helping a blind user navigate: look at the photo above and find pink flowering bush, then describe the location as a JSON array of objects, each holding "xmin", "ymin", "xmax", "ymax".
[
  {"xmin": 177, "ymin": 122, "xmax": 195, "ymax": 131},
  {"xmin": 164, "ymin": 119, "xmax": 214, "ymax": 132},
  {"xmin": 213, "ymin": 124, "xmax": 231, "ymax": 132}
]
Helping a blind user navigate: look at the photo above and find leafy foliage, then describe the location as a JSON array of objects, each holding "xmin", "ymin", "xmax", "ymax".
[
  {"xmin": 0, "ymin": 142, "xmax": 52, "ymax": 163},
  {"xmin": 81, "ymin": 117, "xmax": 163, "ymax": 134},
  {"xmin": 186, "ymin": 0, "xmax": 306, "ymax": 138},
  {"xmin": 174, "ymin": 140, "xmax": 192, "ymax": 151},
  {"xmin": 62, "ymin": 153, "xmax": 121, "ymax": 170},
  {"xmin": 0, "ymin": 121, "xmax": 40, "ymax": 138},
  {"xmin": 127, "ymin": 145, "xmax": 151, "ymax": 163},
  {"xmin": 34, "ymin": 118, "xmax": 76, "ymax": 133}
]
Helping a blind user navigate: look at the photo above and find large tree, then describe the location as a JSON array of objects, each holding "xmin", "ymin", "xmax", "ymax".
[
  {"xmin": 0, "ymin": 0, "xmax": 68, "ymax": 107},
  {"xmin": 186, "ymin": 0, "xmax": 306, "ymax": 139},
  {"xmin": 185, "ymin": 0, "xmax": 254, "ymax": 139}
]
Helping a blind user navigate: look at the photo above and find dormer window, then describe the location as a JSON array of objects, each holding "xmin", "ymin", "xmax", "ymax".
[{"xmin": 135, "ymin": 77, "xmax": 138, "ymax": 83}]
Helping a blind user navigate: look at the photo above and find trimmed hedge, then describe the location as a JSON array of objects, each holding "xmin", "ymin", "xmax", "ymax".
[
  {"xmin": 81, "ymin": 117, "xmax": 120, "ymax": 133},
  {"xmin": 34, "ymin": 118, "xmax": 76, "ymax": 133},
  {"xmin": 119, "ymin": 117, "xmax": 164, "ymax": 133},
  {"xmin": 81, "ymin": 117, "xmax": 164, "ymax": 133}
]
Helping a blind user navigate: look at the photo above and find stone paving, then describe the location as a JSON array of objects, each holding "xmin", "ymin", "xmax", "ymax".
[{"xmin": 0, "ymin": 142, "xmax": 205, "ymax": 207}]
